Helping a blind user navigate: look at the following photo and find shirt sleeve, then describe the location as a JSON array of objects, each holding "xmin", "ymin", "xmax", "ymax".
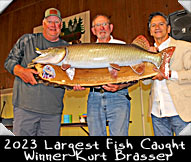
[
  {"xmin": 177, "ymin": 46, "xmax": 191, "ymax": 84},
  {"xmin": 4, "ymin": 34, "xmax": 27, "ymax": 75}
]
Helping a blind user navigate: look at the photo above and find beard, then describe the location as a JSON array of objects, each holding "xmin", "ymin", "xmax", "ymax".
[{"xmin": 97, "ymin": 30, "xmax": 110, "ymax": 40}]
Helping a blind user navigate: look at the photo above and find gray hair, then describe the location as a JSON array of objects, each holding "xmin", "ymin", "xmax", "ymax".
[
  {"xmin": 92, "ymin": 14, "xmax": 111, "ymax": 27},
  {"xmin": 148, "ymin": 12, "xmax": 169, "ymax": 30}
]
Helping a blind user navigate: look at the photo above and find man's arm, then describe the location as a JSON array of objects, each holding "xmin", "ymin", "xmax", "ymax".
[{"xmin": 4, "ymin": 34, "xmax": 39, "ymax": 85}]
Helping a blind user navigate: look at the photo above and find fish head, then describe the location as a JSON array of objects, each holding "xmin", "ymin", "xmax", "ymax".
[
  {"xmin": 35, "ymin": 47, "xmax": 56, "ymax": 55},
  {"xmin": 33, "ymin": 47, "xmax": 67, "ymax": 64}
]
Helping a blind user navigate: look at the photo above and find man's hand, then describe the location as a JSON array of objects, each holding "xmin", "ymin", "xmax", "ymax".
[
  {"xmin": 73, "ymin": 84, "xmax": 86, "ymax": 91},
  {"xmin": 13, "ymin": 65, "xmax": 39, "ymax": 85},
  {"xmin": 152, "ymin": 68, "xmax": 167, "ymax": 80},
  {"xmin": 102, "ymin": 81, "xmax": 138, "ymax": 92},
  {"xmin": 102, "ymin": 84, "xmax": 120, "ymax": 92},
  {"xmin": 152, "ymin": 73, "xmax": 164, "ymax": 80}
]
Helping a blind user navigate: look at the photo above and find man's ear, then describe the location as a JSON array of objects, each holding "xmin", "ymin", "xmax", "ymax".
[
  {"xmin": 42, "ymin": 19, "xmax": 46, "ymax": 28},
  {"xmin": 60, "ymin": 21, "xmax": 63, "ymax": 29},
  {"xmin": 91, "ymin": 27, "xmax": 96, "ymax": 35},
  {"xmin": 109, "ymin": 23, "xmax": 113, "ymax": 33},
  {"xmin": 167, "ymin": 25, "xmax": 171, "ymax": 34}
]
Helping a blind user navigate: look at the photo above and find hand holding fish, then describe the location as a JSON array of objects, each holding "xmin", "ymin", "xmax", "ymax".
[
  {"xmin": 152, "ymin": 68, "xmax": 171, "ymax": 80},
  {"xmin": 102, "ymin": 84, "xmax": 121, "ymax": 92},
  {"xmin": 102, "ymin": 81, "xmax": 137, "ymax": 92},
  {"xmin": 14, "ymin": 65, "xmax": 39, "ymax": 85},
  {"xmin": 73, "ymin": 84, "xmax": 86, "ymax": 91},
  {"xmin": 73, "ymin": 83, "xmax": 120, "ymax": 92},
  {"xmin": 152, "ymin": 68, "xmax": 165, "ymax": 80}
]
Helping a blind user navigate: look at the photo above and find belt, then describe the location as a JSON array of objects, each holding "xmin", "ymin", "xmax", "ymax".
[
  {"xmin": 89, "ymin": 87, "xmax": 110, "ymax": 93},
  {"xmin": 89, "ymin": 87, "xmax": 131, "ymax": 100}
]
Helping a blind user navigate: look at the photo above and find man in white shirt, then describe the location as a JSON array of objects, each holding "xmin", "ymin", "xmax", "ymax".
[
  {"xmin": 74, "ymin": 14, "xmax": 132, "ymax": 136},
  {"xmin": 145, "ymin": 12, "xmax": 191, "ymax": 136}
]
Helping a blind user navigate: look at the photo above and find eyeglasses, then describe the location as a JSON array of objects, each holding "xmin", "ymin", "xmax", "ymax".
[{"xmin": 92, "ymin": 22, "xmax": 109, "ymax": 28}]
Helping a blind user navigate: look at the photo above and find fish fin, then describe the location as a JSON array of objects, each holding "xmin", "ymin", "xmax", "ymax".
[
  {"xmin": 35, "ymin": 48, "xmax": 42, "ymax": 54},
  {"xmin": 61, "ymin": 64, "xmax": 71, "ymax": 71},
  {"xmin": 66, "ymin": 67, "xmax": 75, "ymax": 80},
  {"xmin": 108, "ymin": 67, "xmax": 118, "ymax": 79},
  {"xmin": 131, "ymin": 63, "xmax": 145, "ymax": 75},
  {"xmin": 110, "ymin": 63, "xmax": 120, "ymax": 71},
  {"xmin": 159, "ymin": 46, "xmax": 176, "ymax": 79},
  {"xmin": 132, "ymin": 35, "xmax": 150, "ymax": 50}
]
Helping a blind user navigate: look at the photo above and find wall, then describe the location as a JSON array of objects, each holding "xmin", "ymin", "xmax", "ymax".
[{"xmin": 0, "ymin": 0, "xmax": 183, "ymax": 136}]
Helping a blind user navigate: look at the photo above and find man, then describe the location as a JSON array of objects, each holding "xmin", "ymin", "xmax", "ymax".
[
  {"xmin": 75, "ymin": 14, "xmax": 132, "ymax": 136},
  {"xmin": 4, "ymin": 8, "xmax": 68, "ymax": 136},
  {"xmin": 145, "ymin": 12, "xmax": 191, "ymax": 136}
]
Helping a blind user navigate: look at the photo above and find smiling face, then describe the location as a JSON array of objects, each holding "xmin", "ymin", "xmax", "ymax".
[
  {"xmin": 150, "ymin": 15, "xmax": 171, "ymax": 45},
  {"xmin": 43, "ymin": 16, "xmax": 63, "ymax": 42},
  {"xmin": 91, "ymin": 15, "xmax": 113, "ymax": 43}
]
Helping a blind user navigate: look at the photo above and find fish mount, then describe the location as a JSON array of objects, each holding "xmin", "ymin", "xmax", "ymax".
[
  {"xmin": 33, "ymin": 62, "xmax": 157, "ymax": 87},
  {"xmin": 30, "ymin": 35, "xmax": 175, "ymax": 87}
]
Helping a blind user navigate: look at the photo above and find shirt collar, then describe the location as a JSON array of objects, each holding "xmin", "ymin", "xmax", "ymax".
[
  {"xmin": 96, "ymin": 35, "xmax": 113, "ymax": 43},
  {"xmin": 154, "ymin": 37, "xmax": 171, "ymax": 51}
]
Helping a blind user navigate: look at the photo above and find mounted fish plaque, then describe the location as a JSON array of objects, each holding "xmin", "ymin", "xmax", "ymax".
[{"xmin": 30, "ymin": 35, "xmax": 175, "ymax": 87}]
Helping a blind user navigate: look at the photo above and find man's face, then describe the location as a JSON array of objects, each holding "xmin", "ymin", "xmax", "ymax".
[
  {"xmin": 150, "ymin": 15, "xmax": 170, "ymax": 40},
  {"xmin": 91, "ymin": 16, "xmax": 113, "ymax": 42},
  {"xmin": 43, "ymin": 16, "xmax": 62, "ymax": 41}
]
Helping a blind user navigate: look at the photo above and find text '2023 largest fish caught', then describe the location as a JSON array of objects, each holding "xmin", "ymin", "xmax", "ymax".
[{"xmin": 31, "ymin": 35, "xmax": 175, "ymax": 83}]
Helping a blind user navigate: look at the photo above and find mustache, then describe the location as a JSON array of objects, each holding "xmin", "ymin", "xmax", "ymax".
[{"xmin": 99, "ymin": 30, "xmax": 106, "ymax": 34}]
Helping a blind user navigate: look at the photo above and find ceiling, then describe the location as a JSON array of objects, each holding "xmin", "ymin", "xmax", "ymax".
[{"xmin": 0, "ymin": 0, "xmax": 13, "ymax": 14}]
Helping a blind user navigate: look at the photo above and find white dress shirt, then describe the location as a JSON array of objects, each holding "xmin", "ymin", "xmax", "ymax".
[
  {"xmin": 151, "ymin": 37, "xmax": 178, "ymax": 118},
  {"xmin": 96, "ymin": 35, "xmax": 126, "ymax": 44}
]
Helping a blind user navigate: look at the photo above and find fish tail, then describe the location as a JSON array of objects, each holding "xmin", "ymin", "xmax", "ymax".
[
  {"xmin": 160, "ymin": 46, "xmax": 176, "ymax": 66},
  {"xmin": 159, "ymin": 46, "xmax": 176, "ymax": 78}
]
